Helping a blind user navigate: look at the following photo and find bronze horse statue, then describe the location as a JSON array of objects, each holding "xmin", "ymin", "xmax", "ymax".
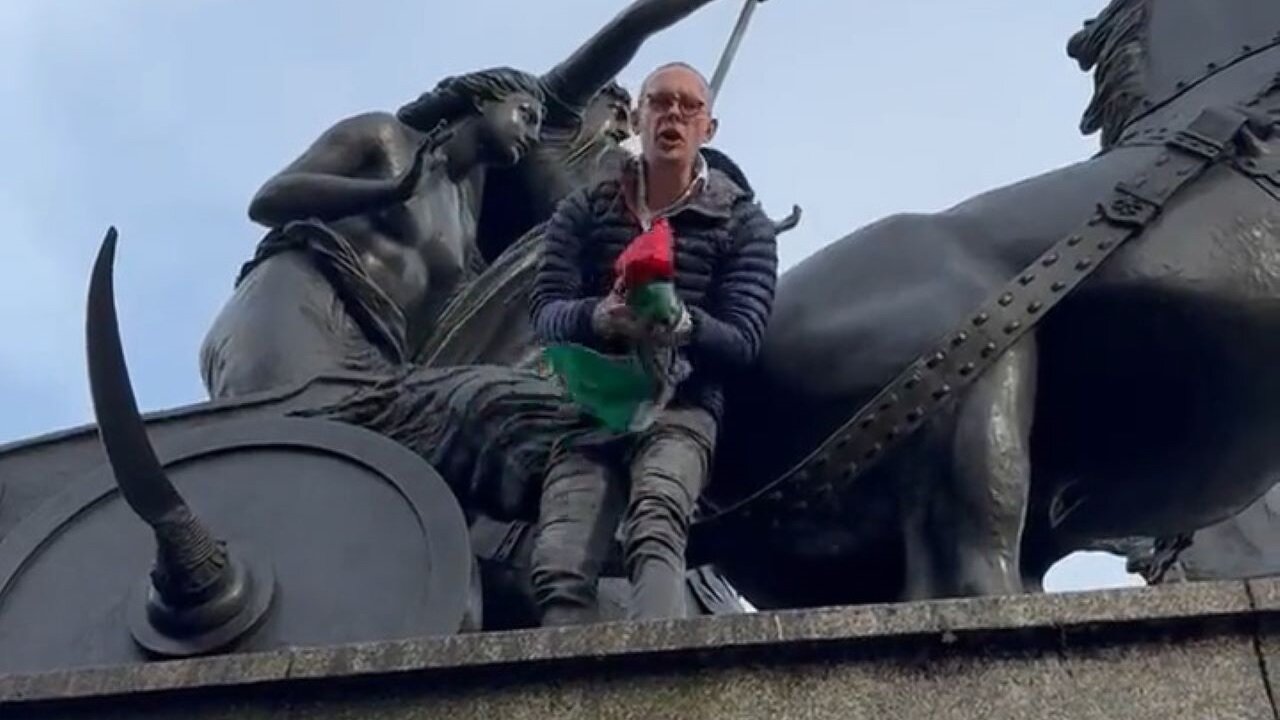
[{"xmin": 700, "ymin": 0, "xmax": 1280, "ymax": 608}]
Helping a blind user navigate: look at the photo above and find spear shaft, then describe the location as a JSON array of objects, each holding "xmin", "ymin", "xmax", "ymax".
[{"xmin": 709, "ymin": 0, "xmax": 764, "ymax": 102}]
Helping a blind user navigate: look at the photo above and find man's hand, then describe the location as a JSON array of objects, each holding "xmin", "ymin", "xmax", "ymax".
[
  {"xmin": 647, "ymin": 301, "xmax": 693, "ymax": 347},
  {"xmin": 591, "ymin": 293, "xmax": 646, "ymax": 341}
]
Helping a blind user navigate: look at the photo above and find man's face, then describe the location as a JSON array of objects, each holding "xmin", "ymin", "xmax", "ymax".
[
  {"xmin": 581, "ymin": 92, "xmax": 632, "ymax": 147},
  {"xmin": 636, "ymin": 66, "xmax": 716, "ymax": 166},
  {"xmin": 477, "ymin": 92, "xmax": 544, "ymax": 166}
]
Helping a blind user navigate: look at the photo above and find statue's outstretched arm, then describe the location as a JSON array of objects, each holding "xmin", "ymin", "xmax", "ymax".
[
  {"xmin": 542, "ymin": 0, "xmax": 718, "ymax": 115},
  {"xmin": 248, "ymin": 114, "xmax": 422, "ymax": 227}
]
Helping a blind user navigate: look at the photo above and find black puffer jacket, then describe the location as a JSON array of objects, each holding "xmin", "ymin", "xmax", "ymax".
[{"xmin": 529, "ymin": 155, "xmax": 779, "ymax": 423}]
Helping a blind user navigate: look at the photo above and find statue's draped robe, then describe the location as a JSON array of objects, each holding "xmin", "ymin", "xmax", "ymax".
[{"xmin": 297, "ymin": 366, "xmax": 604, "ymax": 522}]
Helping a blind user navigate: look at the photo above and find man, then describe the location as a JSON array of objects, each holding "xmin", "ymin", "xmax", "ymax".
[
  {"xmin": 199, "ymin": 68, "xmax": 544, "ymax": 398},
  {"xmin": 527, "ymin": 62, "xmax": 779, "ymax": 625}
]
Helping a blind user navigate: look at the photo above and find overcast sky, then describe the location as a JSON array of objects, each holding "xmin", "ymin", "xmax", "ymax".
[{"xmin": 0, "ymin": 0, "xmax": 1138, "ymax": 591}]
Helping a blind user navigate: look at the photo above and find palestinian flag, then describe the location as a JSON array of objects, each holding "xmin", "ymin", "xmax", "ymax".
[{"xmin": 543, "ymin": 218, "xmax": 682, "ymax": 432}]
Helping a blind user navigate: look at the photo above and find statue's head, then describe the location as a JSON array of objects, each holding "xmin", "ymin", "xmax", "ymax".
[
  {"xmin": 1067, "ymin": 0, "xmax": 1149, "ymax": 148},
  {"xmin": 1068, "ymin": 0, "xmax": 1280, "ymax": 150},
  {"xmin": 397, "ymin": 67, "xmax": 546, "ymax": 166},
  {"xmin": 635, "ymin": 62, "xmax": 717, "ymax": 169},
  {"xmin": 581, "ymin": 81, "xmax": 634, "ymax": 148}
]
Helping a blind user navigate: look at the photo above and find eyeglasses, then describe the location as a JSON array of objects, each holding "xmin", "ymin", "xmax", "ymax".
[{"xmin": 642, "ymin": 91, "xmax": 708, "ymax": 120}]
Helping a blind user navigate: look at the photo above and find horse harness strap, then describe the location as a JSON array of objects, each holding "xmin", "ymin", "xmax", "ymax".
[{"xmin": 700, "ymin": 105, "xmax": 1264, "ymax": 527}]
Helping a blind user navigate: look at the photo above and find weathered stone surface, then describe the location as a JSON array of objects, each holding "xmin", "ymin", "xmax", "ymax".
[
  {"xmin": 1252, "ymin": 578, "xmax": 1280, "ymax": 720},
  {"xmin": 4, "ymin": 582, "xmax": 1277, "ymax": 719},
  {"xmin": 1261, "ymin": 630, "xmax": 1280, "ymax": 720},
  {"xmin": 1248, "ymin": 577, "xmax": 1280, "ymax": 611}
]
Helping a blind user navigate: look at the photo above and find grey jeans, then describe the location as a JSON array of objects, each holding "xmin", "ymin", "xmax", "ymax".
[{"xmin": 530, "ymin": 405, "xmax": 716, "ymax": 625}]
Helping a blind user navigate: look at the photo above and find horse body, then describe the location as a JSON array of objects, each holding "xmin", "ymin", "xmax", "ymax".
[{"xmin": 705, "ymin": 1, "xmax": 1280, "ymax": 607}]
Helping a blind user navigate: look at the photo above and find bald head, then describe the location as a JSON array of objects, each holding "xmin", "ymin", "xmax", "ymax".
[{"xmin": 640, "ymin": 62, "xmax": 711, "ymax": 102}]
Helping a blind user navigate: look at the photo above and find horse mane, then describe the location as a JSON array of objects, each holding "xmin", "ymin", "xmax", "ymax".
[{"xmin": 1068, "ymin": 0, "xmax": 1150, "ymax": 149}]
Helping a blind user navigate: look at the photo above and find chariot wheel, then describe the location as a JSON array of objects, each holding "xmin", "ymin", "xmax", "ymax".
[{"xmin": 0, "ymin": 416, "xmax": 472, "ymax": 676}]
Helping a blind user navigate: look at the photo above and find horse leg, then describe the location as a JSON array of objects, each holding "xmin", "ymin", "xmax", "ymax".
[{"xmin": 900, "ymin": 334, "xmax": 1037, "ymax": 599}]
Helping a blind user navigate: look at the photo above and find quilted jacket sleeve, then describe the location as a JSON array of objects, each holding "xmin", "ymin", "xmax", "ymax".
[
  {"xmin": 529, "ymin": 187, "xmax": 602, "ymax": 346},
  {"xmin": 686, "ymin": 199, "xmax": 779, "ymax": 371}
]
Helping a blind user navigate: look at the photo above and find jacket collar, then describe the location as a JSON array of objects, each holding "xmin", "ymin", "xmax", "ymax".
[{"xmin": 621, "ymin": 150, "xmax": 745, "ymax": 225}]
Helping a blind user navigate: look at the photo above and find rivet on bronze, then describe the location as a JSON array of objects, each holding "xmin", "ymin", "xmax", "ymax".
[
  {"xmin": 1207, "ymin": 62, "xmax": 1218, "ymax": 71},
  {"xmin": 1176, "ymin": 80, "xmax": 1188, "ymax": 89},
  {"xmin": 842, "ymin": 464, "xmax": 858, "ymax": 480},
  {"xmin": 1244, "ymin": 44, "xmax": 1254, "ymax": 53},
  {"xmin": 1051, "ymin": 280, "xmax": 1067, "ymax": 292},
  {"xmin": 859, "ymin": 415, "xmax": 877, "ymax": 429},
  {"xmin": 906, "ymin": 408, "xmax": 922, "ymax": 423},
  {"xmin": 1042, "ymin": 253, "xmax": 1059, "ymax": 267},
  {"xmin": 959, "ymin": 363, "xmax": 976, "ymax": 376},
  {"xmin": 926, "ymin": 352, "xmax": 945, "ymax": 369},
  {"xmin": 1004, "ymin": 320, "xmax": 1022, "ymax": 334},
  {"xmin": 1076, "ymin": 258, "xmax": 1093, "ymax": 271},
  {"xmin": 981, "ymin": 342, "xmax": 997, "ymax": 358},
  {"xmin": 1027, "ymin": 301, "xmax": 1043, "ymax": 314},
  {"xmin": 904, "ymin": 375, "xmax": 921, "ymax": 390},
  {"xmin": 932, "ymin": 385, "xmax": 952, "ymax": 400},
  {"xmin": 1098, "ymin": 239, "xmax": 1113, "ymax": 251},
  {"xmin": 998, "ymin": 293, "xmax": 1014, "ymax": 307},
  {"xmin": 878, "ymin": 396, "xmax": 896, "ymax": 411},
  {"xmin": 952, "ymin": 332, "xmax": 969, "ymax": 347},
  {"xmin": 973, "ymin": 313, "xmax": 989, "ymax": 327},
  {"xmin": 884, "ymin": 427, "xmax": 898, "ymax": 441},
  {"xmin": 1019, "ymin": 273, "xmax": 1035, "ymax": 286},
  {"xmin": 1067, "ymin": 235, "xmax": 1082, "ymax": 246},
  {"xmin": 864, "ymin": 444, "xmax": 882, "ymax": 460}
]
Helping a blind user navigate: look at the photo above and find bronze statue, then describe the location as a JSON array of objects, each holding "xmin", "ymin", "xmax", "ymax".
[
  {"xmin": 7, "ymin": 0, "xmax": 1280, "ymax": 679},
  {"xmin": 199, "ymin": 68, "xmax": 545, "ymax": 399}
]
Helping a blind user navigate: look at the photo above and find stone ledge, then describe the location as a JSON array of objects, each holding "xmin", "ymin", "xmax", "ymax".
[{"xmin": 1, "ymin": 579, "xmax": 1273, "ymax": 710}]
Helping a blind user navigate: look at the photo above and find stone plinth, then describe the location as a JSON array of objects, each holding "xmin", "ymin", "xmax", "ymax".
[{"xmin": 2, "ymin": 580, "xmax": 1277, "ymax": 719}]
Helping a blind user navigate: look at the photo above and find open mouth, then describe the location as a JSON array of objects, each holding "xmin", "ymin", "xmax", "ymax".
[{"xmin": 657, "ymin": 128, "xmax": 684, "ymax": 145}]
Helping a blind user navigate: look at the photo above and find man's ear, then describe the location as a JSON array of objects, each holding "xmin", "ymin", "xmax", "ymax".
[{"xmin": 705, "ymin": 117, "xmax": 719, "ymax": 143}]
